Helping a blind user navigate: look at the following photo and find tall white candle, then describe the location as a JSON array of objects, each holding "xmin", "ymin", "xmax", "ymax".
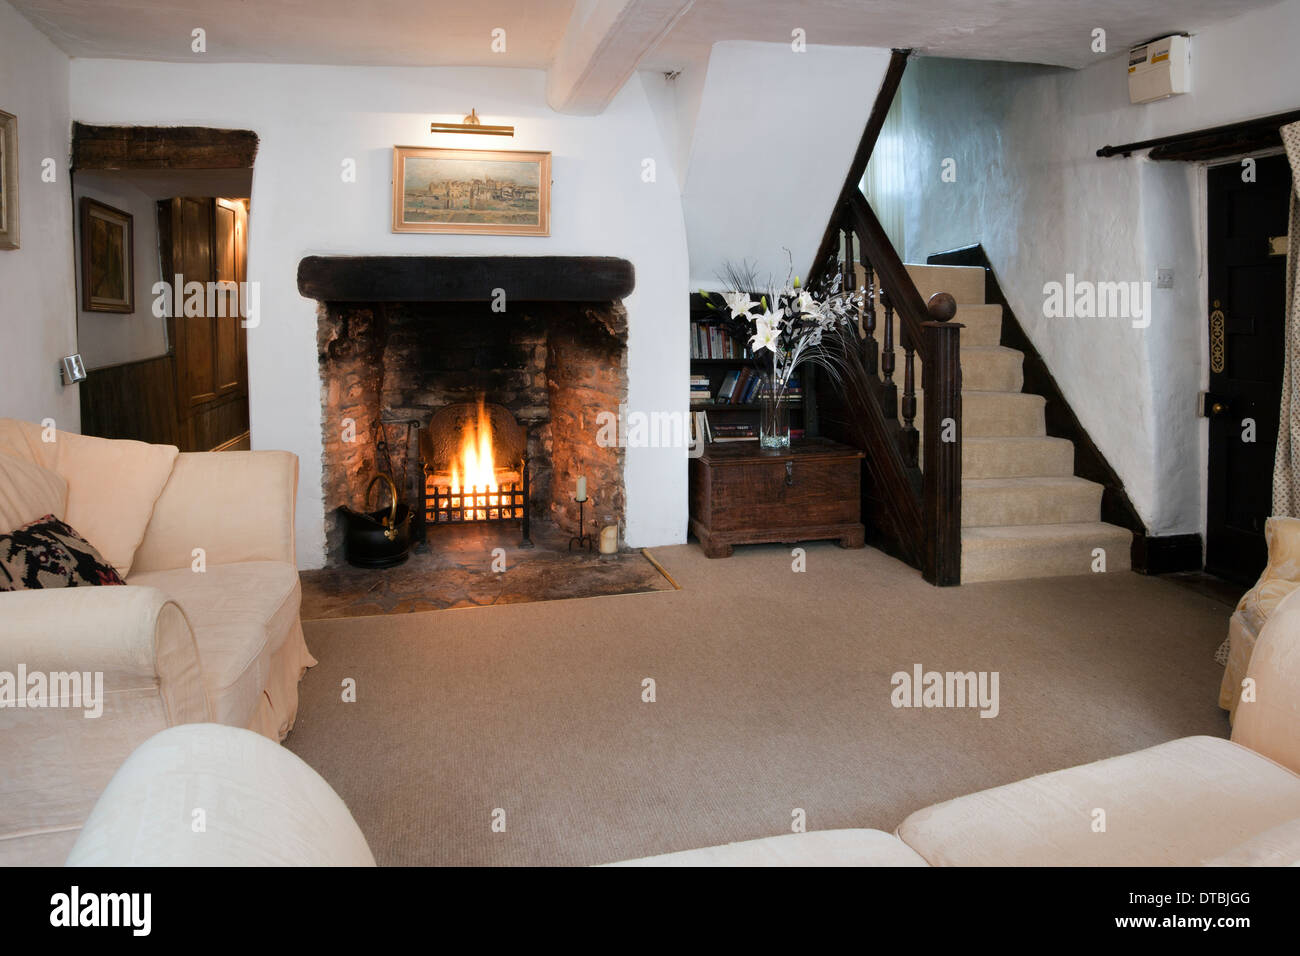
[{"xmin": 576, "ymin": 476, "xmax": 587, "ymax": 501}]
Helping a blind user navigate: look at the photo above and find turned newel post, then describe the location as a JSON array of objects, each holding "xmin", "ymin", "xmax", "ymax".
[{"xmin": 921, "ymin": 291, "xmax": 961, "ymax": 587}]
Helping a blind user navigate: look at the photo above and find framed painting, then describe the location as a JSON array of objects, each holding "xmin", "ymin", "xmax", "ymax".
[
  {"xmin": 79, "ymin": 197, "xmax": 135, "ymax": 313},
  {"xmin": 0, "ymin": 109, "xmax": 17, "ymax": 250},
  {"xmin": 392, "ymin": 146, "xmax": 550, "ymax": 236}
]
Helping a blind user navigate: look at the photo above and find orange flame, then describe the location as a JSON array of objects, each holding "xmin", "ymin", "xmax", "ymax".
[{"xmin": 449, "ymin": 399, "xmax": 500, "ymax": 518}]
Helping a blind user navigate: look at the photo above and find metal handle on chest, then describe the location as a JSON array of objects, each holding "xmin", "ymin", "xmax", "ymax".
[{"xmin": 785, "ymin": 460, "xmax": 794, "ymax": 487}]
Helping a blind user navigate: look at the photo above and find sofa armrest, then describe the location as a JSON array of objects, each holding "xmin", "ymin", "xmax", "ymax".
[
  {"xmin": 0, "ymin": 586, "xmax": 209, "ymax": 724},
  {"xmin": 130, "ymin": 450, "xmax": 298, "ymax": 572}
]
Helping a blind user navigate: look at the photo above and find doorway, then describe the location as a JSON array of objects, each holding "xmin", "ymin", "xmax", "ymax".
[
  {"xmin": 70, "ymin": 124, "xmax": 257, "ymax": 452},
  {"xmin": 1205, "ymin": 153, "xmax": 1292, "ymax": 584}
]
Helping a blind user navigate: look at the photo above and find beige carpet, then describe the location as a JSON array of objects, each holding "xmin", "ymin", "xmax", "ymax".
[{"xmin": 285, "ymin": 542, "xmax": 1233, "ymax": 866}]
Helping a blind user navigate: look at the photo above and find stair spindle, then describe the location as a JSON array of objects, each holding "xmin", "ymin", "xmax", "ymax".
[
  {"xmin": 900, "ymin": 330, "xmax": 918, "ymax": 466},
  {"xmin": 842, "ymin": 226, "xmax": 856, "ymax": 293},
  {"xmin": 862, "ymin": 258, "xmax": 878, "ymax": 375},
  {"xmin": 881, "ymin": 288, "xmax": 897, "ymax": 419}
]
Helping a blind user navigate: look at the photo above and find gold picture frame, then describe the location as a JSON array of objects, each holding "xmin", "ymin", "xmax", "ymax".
[
  {"xmin": 0, "ymin": 109, "xmax": 18, "ymax": 250},
  {"xmin": 392, "ymin": 146, "xmax": 550, "ymax": 236}
]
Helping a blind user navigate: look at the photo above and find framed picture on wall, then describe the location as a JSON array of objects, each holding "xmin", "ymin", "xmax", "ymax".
[
  {"xmin": 79, "ymin": 197, "xmax": 135, "ymax": 313},
  {"xmin": 0, "ymin": 109, "xmax": 18, "ymax": 250},
  {"xmin": 392, "ymin": 146, "xmax": 551, "ymax": 236}
]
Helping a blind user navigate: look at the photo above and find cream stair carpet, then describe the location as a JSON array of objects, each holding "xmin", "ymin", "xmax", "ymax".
[{"xmin": 907, "ymin": 263, "xmax": 1132, "ymax": 583}]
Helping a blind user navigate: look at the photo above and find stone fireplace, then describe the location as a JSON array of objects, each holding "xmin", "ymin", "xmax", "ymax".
[{"xmin": 301, "ymin": 256, "xmax": 633, "ymax": 566}]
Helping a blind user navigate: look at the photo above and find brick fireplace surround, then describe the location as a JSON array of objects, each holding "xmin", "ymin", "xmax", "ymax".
[{"xmin": 300, "ymin": 256, "xmax": 634, "ymax": 565}]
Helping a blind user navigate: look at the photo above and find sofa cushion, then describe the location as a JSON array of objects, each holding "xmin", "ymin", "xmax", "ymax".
[
  {"xmin": 0, "ymin": 514, "xmax": 127, "ymax": 590},
  {"xmin": 897, "ymin": 736, "xmax": 1300, "ymax": 866},
  {"xmin": 605, "ymin": 829, "xmax": 930, "ymax": 867},
  {"xmin": 0, "ymin": 452, "xmax": 67, "ymax": 533},
  {"xmin": 0, "ymin": 419, "xmax": 178, "ymax": 577},
  {"xmin": 127, "ymin": 561, "xmax": 301, "ymax": 728}
]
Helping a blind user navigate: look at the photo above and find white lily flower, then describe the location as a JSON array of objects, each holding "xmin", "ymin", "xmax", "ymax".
[
  {"xmin": 720, "ymin": 290, "xmax": 756, "ymax": 320},
  {"xmin": 794, "ymin": 290, "xmax": 821, "ymax": 318},
  {"xmin": 750, "ymin": 310, "xmax": 782, "ymax": 353}
]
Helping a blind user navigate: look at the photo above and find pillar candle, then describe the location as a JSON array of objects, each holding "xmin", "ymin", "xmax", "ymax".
[
  {"xmin": 576, "ymin": 476, "xmax": 587, "ymax": 501},
  {"xmin": 599, "ymin": 525, "xmax": 618, "ymax": 554}
]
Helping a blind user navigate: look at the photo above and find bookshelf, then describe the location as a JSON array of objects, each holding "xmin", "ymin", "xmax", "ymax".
[{"xmin": 689, "ymin": 293, "xmax": 811, "ymax": 443}]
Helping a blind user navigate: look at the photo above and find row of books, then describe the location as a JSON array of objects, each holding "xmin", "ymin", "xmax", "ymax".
[
  {"xmin": 710, "ymin": 370, "xmax": 803, "ymax": 406},
  {"xmin": 689, "ymin": 374, "xmax": 712, "ymax": 406},
  {"xmin": 691, "ymin": 321, "xmax": 752, "ymax": 360},
  {"xmin": 691, "ymin": 411, "xmax": 808, "ymax": 445}
]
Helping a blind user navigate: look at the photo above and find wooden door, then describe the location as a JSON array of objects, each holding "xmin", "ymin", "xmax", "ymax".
[
  {"xmin": 1205, "ymin": 154, "xmax": 1292, "ymax": 584},
  {"xmin": 170, "ymin": 196, "xmax": 217, "ymax": 407},
  {"xmin": 213, "ymin": 198, "xmax": 245, "ymax": 396},
  {"xmin": 163, "ymin": 197, "xmax": 250, "ymax": 450}
]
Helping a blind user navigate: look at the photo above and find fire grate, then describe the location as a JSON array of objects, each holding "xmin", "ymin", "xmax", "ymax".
[{"xmin": 426, "ymin": 482, "xmax": 527, "ymax": 524}]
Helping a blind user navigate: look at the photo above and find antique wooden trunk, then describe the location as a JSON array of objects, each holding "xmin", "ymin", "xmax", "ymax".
[{"xmin": 688, "ymin": 438, "xmax": 866, "ymax": 558}]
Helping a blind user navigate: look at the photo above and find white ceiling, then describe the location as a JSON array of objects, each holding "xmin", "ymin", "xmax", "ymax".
[{"xmin": 10, "ymin": 0, "xmax": 1284, "ymax": 70}]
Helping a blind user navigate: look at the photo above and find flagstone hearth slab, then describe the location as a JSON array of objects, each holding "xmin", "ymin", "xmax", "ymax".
[{"xmin": 298, "ymin": 521, "xmax": 674, "ymax": 620}]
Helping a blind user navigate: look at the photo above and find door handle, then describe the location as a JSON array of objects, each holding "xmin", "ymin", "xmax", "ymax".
[{"xmin": 785, "ymin": 460, "xmax": 795, "ymax": 487}]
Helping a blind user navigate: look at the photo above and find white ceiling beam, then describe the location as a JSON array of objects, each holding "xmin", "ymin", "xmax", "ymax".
[{"xmin": 547, "ymin": 0, "xmax": 696, "ymax": 115}]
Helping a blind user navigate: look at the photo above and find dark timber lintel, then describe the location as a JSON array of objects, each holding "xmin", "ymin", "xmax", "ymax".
[
  {"xmin": 297, "ymin": 256, "xmax": 636, "ymax": 303},
  {"xmin": 72, "ymin": 123, "xmax": 259, "ymax": 171}
]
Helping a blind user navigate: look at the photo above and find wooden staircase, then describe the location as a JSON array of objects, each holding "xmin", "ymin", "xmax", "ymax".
[
  {"xmin": 907, "ymin": 264, "xmax": 1132, "ymax": 582},
  {"xmin": 804, "ymin": 48, "xmax": 1136, "ymax": 586}
]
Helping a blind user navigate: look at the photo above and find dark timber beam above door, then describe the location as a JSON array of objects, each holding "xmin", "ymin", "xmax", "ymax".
[{"xmin": 72, "ymin": 124, "xmax": 259, "ymax": 171}]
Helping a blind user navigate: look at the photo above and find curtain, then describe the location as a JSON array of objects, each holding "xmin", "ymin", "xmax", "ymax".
[{"xmin": 1272, "ymin": 121, "xmax": 1300, "ymax": 515}]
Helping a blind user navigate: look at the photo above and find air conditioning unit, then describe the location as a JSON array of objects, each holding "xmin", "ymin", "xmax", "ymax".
[{"xmin": 1128, "ymin": 34, "xmax": 1191, "ymax": 104}]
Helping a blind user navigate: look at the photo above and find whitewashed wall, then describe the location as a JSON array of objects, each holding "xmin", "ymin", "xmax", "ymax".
[
  {"xmin": 0, "ymin": 0, "xmax": 77, "ymax": 431},
  {"xmin": 680, "ymin": 42, "xmax": 892, "ymax": 290},
  {"xmin": 69, "ymin": 62, "xmax": 691, "ymax": 568}
]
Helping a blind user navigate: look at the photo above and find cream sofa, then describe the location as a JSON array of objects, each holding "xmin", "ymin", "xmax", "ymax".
[
  {"xmin": 1220, "ymin": 517, "xmax": 1300, "ymax": 720},
  {"xmin": 617, "ymin": 587, "xmax": 1300, "ymax": 866},
  {"xmin": 0, "ymin": 419, "xmax": 315, "ymax": 866}
]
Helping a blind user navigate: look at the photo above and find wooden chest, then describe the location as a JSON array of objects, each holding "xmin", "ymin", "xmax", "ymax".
[{"xmin": 689, "ymin": 438, "xmax": 866, "ymax": 558}]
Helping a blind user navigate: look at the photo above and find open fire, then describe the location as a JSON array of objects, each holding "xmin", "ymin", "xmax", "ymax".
[{"xmin": 422, "ymin": 398, "xmax": 530, "ymax": 540}]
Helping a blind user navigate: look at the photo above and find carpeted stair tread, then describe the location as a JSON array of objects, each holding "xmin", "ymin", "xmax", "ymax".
[
  {"xmin": 962, "ymin": 476, "xmax": 1104, "ymax": 527},
  {"xmin": 960, "ymin": 345, "xmax": 1024, "ymax": 392},
  {"xmin": 963, "ymin": 436, "xmax": 1076, "ymax": 479},
  {"xmin": 962, "ymin": 522, "xmax": 1133, "ymax": 583}
]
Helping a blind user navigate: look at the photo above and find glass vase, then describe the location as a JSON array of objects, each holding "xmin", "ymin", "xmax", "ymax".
[{"xmin": 758, "ymin": 375, "xmax": 791, "ymax": 449}]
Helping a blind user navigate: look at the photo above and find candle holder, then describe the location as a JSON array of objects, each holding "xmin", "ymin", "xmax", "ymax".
[{"xmin": 568, "ymin": 496, "xmax": 594, "ymax": 552}]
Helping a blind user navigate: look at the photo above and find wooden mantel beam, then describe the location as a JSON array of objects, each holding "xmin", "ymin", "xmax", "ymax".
[
  {"xmin": 547, "ymin": 0, "xmax": 696, "ymax": 115},
  {"xmin": 297, "ymin": 256, "xmax": 636, "ymax": 303}
]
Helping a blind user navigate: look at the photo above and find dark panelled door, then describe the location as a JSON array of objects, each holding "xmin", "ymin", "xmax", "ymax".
[{"xmin": 1205, "ymin": 153, "xmax": 1292, "ymax": 584}]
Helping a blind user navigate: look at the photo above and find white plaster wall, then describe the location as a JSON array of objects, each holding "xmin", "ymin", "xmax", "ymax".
[
  {"xmin": 895, "ymin": 0, "xmax": 1300, "ymax": 537},
  {"xmin": 0, "ymin": 0, "xmax": 77, "ymax": 430},
  {"xmin": 682, "ymin": 41, "xmax": 892, "ymax": 290},
  {"xmin": 69, "ymin": 62, "xmax": 691, "ymax": 568},
  {"xmin": 72, "ymin": 171, "xmax": 167, "ymax": 369}
]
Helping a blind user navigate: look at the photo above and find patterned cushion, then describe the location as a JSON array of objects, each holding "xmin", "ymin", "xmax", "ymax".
[{"xmin": 0, "ymin": 514, "xmax": 127, "ymax": 591}]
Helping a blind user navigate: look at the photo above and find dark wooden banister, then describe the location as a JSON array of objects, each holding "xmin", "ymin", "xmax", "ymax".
[{"xmin": 806, "ymin": 50, "xmax": 963, "ymax": 586}]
